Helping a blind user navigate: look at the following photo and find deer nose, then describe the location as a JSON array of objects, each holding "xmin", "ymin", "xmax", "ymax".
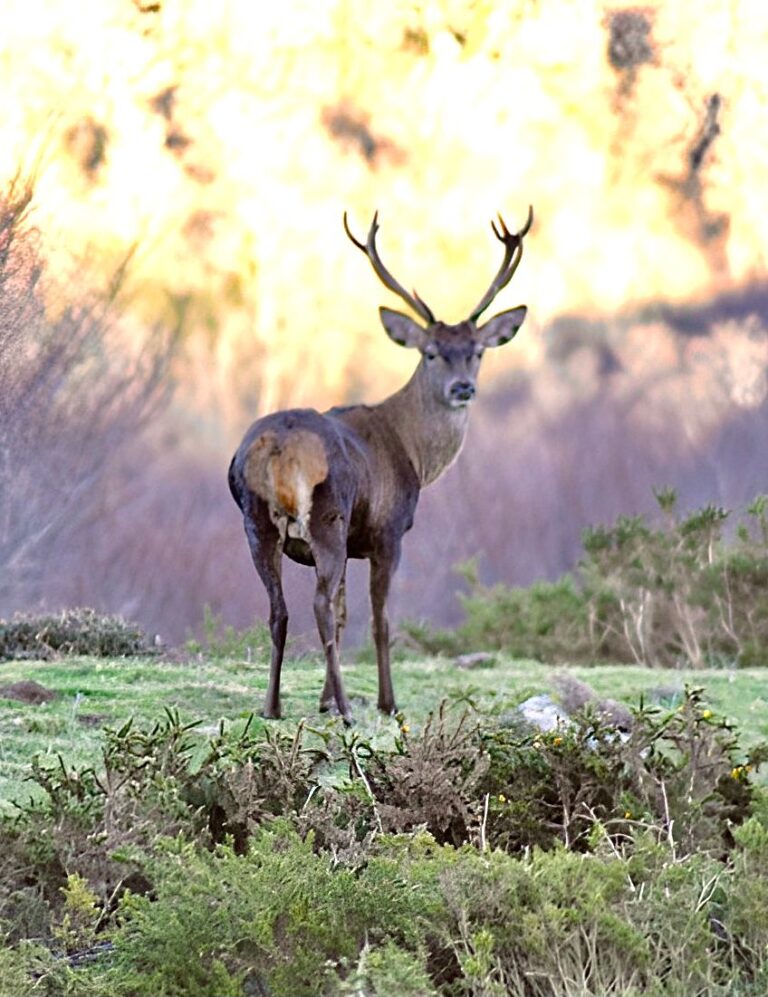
[{"xmin": 449, "ymin": 380, "xmax": 476, "ymax": 404}]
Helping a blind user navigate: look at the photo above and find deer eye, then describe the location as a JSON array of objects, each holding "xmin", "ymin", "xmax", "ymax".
[
  {"xmin": 424, "ymin": 345, "xmax": 439, "ymax": 361},
  {"xmin": 473, "ymin": 345, "xmax": 485, "ymax": 359}
]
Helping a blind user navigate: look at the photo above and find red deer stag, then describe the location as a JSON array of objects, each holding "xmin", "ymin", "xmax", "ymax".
[{"xmin": 228, "ymin": 207, "xmax": 533, "ymax": 722}]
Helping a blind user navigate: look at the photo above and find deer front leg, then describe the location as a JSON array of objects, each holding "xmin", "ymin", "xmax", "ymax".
[
  {"xmin": 370, "ymin": 545, "xmax": 400, "ymax": 715},
  {"xmin": 244, "ymin": 510, "xmax": 287, "ymax": 720}
]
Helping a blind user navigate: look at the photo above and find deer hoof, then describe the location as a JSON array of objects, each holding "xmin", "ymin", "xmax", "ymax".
[
  {"xmin": 320, "ymin": 698, "xmax": 355, "ymax": 726},
  {"xmin": 261, "ymin": 705, "xmax": 281, "ymax": 720}
]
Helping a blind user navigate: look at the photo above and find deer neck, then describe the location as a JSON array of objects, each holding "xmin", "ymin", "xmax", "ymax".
[{"xmin": 378, "ymin": 364, "xmax": 470, "ymax": 487}]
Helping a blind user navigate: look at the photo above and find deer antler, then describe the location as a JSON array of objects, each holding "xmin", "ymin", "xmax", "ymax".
[
  {"xmin": 470, "ymin": 205, "xmax": 533, "ymax": 322},
  {"xmin": 343, "ymin": 211, "xmax": 436, "ymax": 325}
]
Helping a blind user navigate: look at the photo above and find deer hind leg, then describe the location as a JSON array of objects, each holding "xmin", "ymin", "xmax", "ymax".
[
  {"xmin": 244, "ymin": 503, "xmax": 287, "ymax": 720},
  {"xmin": 370, "ymin": 545, "xmax": 400, "ymax": 715},
  {"xmin": 319, "ymin": 570, "xmax": 346, "ymax": 713},
  {"xmin": 311, "ymin": 521, "xmax": 352, "ymax": 724}
]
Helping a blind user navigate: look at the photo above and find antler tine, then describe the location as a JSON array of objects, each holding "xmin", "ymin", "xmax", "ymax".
[
  {"xmin": 343, "ymin": 211, "xmax": 435, "ymax": 325},
  {"xmin": 470, "ymin": 205, "xmax": 533, "ymax": 322}
]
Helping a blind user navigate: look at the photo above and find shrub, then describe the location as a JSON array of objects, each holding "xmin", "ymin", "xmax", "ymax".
[
  {"xmin": 405, "ymin": 490, "xmax": 768, "ymax": 668},
  {"xmin": 2, "ymin": 695, "xmax": 766, "ymax": 994},
  {"xmin": 360, "ymin": 704, "xmax": 489, "ymax": 846},
  {"xmin": 582, "ymin": 489, "xmax": 768, "ymax": 668},
  {"xmin": 0, "ymin": 608, "xmax": 151, "ymax": 660},
  {"xmin": 402, "ymin": 561, "xmax": 590, "ymax": 660},
  {"xmin": 185, "ymin": 605, "xmax": 272, "ymax": 662},
  {"xmin": 482, "ymin": 685, "xmax": 765, "ymax": 856},
  {"xmin": 0, "ymin": 945, "xmax": 31, "ymax": 997},
  {"xmin": 62, "ymin": 823, "xmax": 768, "ymax": 997},
  {"xmin": 0, "ymin": 709, "xmax": 333, "ymax": 931},
  {"xmin": 84, "ymin": 823, "xmax": 439, "ymax": 997}
]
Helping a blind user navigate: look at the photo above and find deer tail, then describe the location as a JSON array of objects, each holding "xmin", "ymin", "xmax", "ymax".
[{"xmin": 243, "ymin": 429, "xmax": 329, "ymax": 533}]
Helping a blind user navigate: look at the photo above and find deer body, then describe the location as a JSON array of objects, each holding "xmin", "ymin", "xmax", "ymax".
[{"xmin": 229, "ymin": 210, "xmax": 532, "ymax": 722}]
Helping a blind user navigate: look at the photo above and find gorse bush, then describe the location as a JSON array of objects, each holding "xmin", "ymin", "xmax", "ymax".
[
  {"xmin": 0, "ymin": 608, "xmax": 151, "ymax": 660},
  {"xmin": 584, "ymin": 489, "xmax": 768, "ymax": 668},
  {"xmin": 92, "ymin": 825, "xmax": 441, "ymax": 997},
  {"xmin": 405, "ymin": 490, "xmax": 768, "ymax": 668},
  {"xmin": 7, "ymin": 818, "xmax": 768, "ymax": 997},
  {"xmin": 185, "ymin": 605, "xmax": 273, "ymax": 661},
  {"xmin": 403, "ymin": 563, "xmax": 591, "ymax": 662},
  {"xmin": 2, "ymin": 694, "xmax": 764, "ymax": 954}
]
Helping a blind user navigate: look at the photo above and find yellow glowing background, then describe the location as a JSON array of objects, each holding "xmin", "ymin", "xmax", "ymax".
[{"xmin": 3, "ymin": 0, "xmax": 767, "ymax": 430}]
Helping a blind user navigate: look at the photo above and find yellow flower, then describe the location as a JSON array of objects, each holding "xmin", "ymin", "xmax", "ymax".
[
  {"xmin": 498, "ymin": 794, "xmax": 506, "ymax": 803},
  {"xmin": 553, "ymin": 736, "xmax": 563, "ymax": 746},
  {"xmin": 701, "ymin": 710, "xmax": 712, "ymax": 720},
  {"xmin": 400, "ymin": 724, "xmax": 410, "ymax": 734},
  {"xmin": 731, "ymin": 766, "xmax": 743, "ymax": 779},
  {"xmin": 624, "ymin": 810, "xmax": 632, "ymax": 819}
]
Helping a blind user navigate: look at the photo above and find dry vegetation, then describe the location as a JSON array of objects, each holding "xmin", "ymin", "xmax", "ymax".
[{"xmin": 0, "ymin": 180, "xmax": 172, "ymax": 623}]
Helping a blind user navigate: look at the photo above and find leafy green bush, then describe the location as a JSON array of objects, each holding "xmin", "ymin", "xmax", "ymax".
[
  {"xmin": 185, "ymin": 605, "xmax": 273, "ymax": 661},
  {"xmin": 403, "ymin": 562, "xmax": 589, "ymax": 660},
  {"xmin": 58, "ymin": 820, "xmax": 768, "ymax": 997},
  {"xmin": 0, "ymin": 608, "xmax": 151, "ymax": 660},
  {"xmin": 0, "ymin": 944, "xmax": 31, "ymax": 997},
  {"xmin": 583, "ymin": 490, "xmax": 768, "ymax": 668},
  {"xmin": 81, "ymin": 823, "xmax": 439, "ymax": 997},
  {"xmin": 3, "ymin": 697, "xmax": 767, "ymax": 995},
  {"xmin": 405, "ymin": 491, "xmax": 768, "ymax": 668}
]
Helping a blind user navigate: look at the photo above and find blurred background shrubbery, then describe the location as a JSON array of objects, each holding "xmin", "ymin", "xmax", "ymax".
[{"xmin": 2, "ymin": 1, "xmax": 768, "ymax": 651}]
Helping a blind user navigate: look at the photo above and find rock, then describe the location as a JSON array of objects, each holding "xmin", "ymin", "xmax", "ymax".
[
  {"xmin": 517, "ymin": 693, "xmax": 568, "ymax": 732},
  {"xmin": 552, "ymin": 672, "xmax": 633, "ymax": 731}
]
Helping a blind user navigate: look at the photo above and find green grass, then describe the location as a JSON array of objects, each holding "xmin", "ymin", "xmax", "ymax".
[{"xmin": 1, "ymin": 651, "xmax": 768, "ymax": 811}]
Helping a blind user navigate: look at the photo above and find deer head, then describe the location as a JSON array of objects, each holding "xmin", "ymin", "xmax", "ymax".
[{"xmin": 343, "ymin": 208, "xmax": 532, "ymax": 408}]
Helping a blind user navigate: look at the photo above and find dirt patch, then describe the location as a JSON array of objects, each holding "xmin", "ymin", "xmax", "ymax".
[{"xmin": 0, "ymin": 680, "xmax": 57, "ymax": 704}]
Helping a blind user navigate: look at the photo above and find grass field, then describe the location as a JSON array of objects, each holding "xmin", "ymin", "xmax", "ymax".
[{"xmin": 2, "ymin": 650, "xmax": 767, "ymax": 812}]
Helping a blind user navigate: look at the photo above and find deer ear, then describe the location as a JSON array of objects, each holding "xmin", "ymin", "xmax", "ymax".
[
  {"xmin": 379, "ymin": 307, "xmax": 428, "ymax": 349},
  {"xmin": 476, "ymin": 306, "xmax": 527, "ymax": 347}
]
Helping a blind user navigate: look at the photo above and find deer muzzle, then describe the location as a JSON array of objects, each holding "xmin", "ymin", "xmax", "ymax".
[{"xmin": 448, "ymin": 380, "xmax": 476, "ymax": 407}]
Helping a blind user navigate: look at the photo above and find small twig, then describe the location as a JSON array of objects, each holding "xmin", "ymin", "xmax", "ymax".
[
  {"xmin": 480, "ymin": 792, "xmax": 489, "ymax": 852},
  {"xmin": 351, "ymin": 743, "xmax": 383, "ymax": 835},
  {"xmin": 562, "ymin": 798, "xmax": 571, "ymax": 849},
  {"xmin": 659, "ymin": 778, "xmax": 676, "ymax": 858},
  {"xmin": 94, "ymin": 877, "xmax": 126, "ymax": 934},
  {"xmin": 581, "ymin": 803, "xmax": 637, "ymax": 892},
  {"xmin": 301, "ymin": 784, "xmax": 320, "ymax": 812},
  {"xmin": 288, "ymin": 719, "xmax": 305, "ymax": 769}
]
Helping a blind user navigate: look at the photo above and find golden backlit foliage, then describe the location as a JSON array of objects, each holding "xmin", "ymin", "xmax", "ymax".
[{"xmin": 3, "ymin": 0, "xmax": 768, "ymax": 423}]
